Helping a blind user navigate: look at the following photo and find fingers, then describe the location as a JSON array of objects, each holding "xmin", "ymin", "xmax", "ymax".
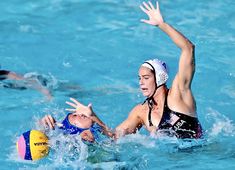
[
  {"xmin": 148, "ymin": 1, "xmax": 155, "ymax": 10},
  {"xmin": 87, "ymin": 103, "xmax": 92, "ymax": 108},
  {"xmin": 140, "ymin": 1, "xmax": 157, "ymax": 12},
  {"xmin": 66, "ymin": 98, "xmax": 83, "ymax": 114},
  {"xmin": 65, "ymin": 98, "xmax": 92, "ymax": 116},
  {"xmin": 47, "ymin": 115, "xmax": 55, "ymax": 129},
  {"xmin": 142, "ymin": 1, "xmax": 151, "ymax": 11},
  {"xmin": 140, "ymin": 19, "xmax": 151, "ymax": 25},
  {"xmin": 69, "ymin": 97, "xmax": 81, "ymax": 106},
  {"xmin": 66, "ymin": 97, "xmax": 83, "ymax": 109},
  {"xmin": 156, "ymin": 1, "xmax": 160, "ymax": 11},
  {"xmin": 65, "ymin": 108, "xmax": 76, "ymax": 112},
  {"xmin": 66, "ymin": 101, "xmax": 77, "ymax": 109},
  {"xmin": 140, "ymin": 4, "xmax": 148, "ymax": 14},
  {"xmin": 41, "ymin": 114, "xmax": 55, "ymax": 130}
]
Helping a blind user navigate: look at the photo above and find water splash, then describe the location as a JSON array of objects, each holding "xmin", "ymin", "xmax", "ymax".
[{"xmin": 206, "ymin": 108, "xmax": 235, "ymax": 137}]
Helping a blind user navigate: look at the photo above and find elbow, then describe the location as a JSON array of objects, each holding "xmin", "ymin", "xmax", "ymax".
[
  {"xmin": 182, "ymin": 42, "xmax": 196, "ymax": 68},
  {"xmin": 182, "ymin": 41, "xmax": 195, "ymax": 56},
  {"xmin": 190, "ymin": 42, "xmax": 195, "ymax": 53},
  {"xmin": 184, "ymin": 41, "xmax": 195, "ymax": 51}
]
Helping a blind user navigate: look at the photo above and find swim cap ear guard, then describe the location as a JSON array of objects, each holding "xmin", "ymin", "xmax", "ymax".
[
  {"xmin": 141, "ymin": 58, "xmax": 169, "ymax": 87},
  {"xmin": 59, "ymin": 113, "xmax": 89, "ymax": 135}
]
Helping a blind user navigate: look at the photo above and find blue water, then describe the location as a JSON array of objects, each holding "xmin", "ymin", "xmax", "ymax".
[{"xmin": 1, "ymin": 0, "xmax": 235, "ymax": 169}]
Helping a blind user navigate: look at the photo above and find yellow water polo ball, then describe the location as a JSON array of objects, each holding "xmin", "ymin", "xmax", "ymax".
[{"xmin": 16, "ymin": 130, "xmax": 49, "ymax": 160}]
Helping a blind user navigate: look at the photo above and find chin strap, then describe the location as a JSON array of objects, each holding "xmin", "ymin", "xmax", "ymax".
[{"xmin": 143, "ymin": 84, "xmax": 165, "ymax": 126}]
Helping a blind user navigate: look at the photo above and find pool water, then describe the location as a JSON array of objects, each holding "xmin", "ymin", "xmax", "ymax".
[{"xmin": 0, "ymin": 0, "xmax": 235, "ymax": 169}]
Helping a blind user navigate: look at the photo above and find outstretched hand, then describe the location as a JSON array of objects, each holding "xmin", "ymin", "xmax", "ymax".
[
  {"xmin": 66, "ymin": 98, "xmax": 94, "ymax": 117},
  {"xmin": 140, "ymin": 1, "xmax": 164, "ymax": 26}
]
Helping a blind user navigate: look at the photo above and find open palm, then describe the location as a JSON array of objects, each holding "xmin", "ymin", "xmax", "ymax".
[
  {"xmin": 140, "ymin": 1, "xmax": 164, "ymax": 26},
  {"xmin": 66, "ymin": 98, "xmax": 93, "ymax": 117}
]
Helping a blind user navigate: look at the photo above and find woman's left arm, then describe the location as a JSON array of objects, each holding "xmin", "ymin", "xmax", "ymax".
[
  {"xmin": 140, "ymin": 1, "xmax": 195, "ymax": 90},
  {"xmin": 158, "ymin": 23, "xmax": 195, "ymax": 90}
]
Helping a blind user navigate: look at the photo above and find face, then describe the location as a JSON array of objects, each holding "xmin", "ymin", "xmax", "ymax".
[
  {"xmin": 68, "ymin": 113, "xmax": 92, "ymax": 129},
  {"xmin": 138, "ymin": 66, "xmax": 156, "ymax": 98}
]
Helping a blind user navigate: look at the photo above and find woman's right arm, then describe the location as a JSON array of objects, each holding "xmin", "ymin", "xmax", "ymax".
[{"xmin": 115, "ymin": 105, "xmax": 143, "ymax": 139}]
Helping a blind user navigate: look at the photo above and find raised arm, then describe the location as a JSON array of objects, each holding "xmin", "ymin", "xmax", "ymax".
[{"xmin": 140, "ymin": 1, "xmax": 195, "ymax": 90}]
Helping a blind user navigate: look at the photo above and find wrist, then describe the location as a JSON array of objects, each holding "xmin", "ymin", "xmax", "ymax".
[{"xmin": 157, "ymin": 21, "xmax": 165, "ymax": 28}]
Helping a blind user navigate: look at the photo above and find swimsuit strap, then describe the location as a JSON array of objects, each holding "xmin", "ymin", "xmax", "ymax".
[
  {"xmin": 143, "ymin": 97, "xmax": 155, "ymax": 127},
  {"xmin": 164, "ymin": 89, "xmax": 169, "ymax": 107},
  {"xmin": 157, "ymin": 90, "xmax": 171, "ymax": 128},
  {"xmin": 148, "ymin": 98, "xmax": 154, "ymax": 126},
  {"xmin": 142, "ymin": 97, "xmax": 154, "ymax": 126},
  {"xmin": 146, "ymin": 89, "xmax": 169, "ymax": 127}
]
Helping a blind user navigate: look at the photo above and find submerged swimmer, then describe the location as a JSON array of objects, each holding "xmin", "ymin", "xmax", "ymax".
[
  {"xmin": 74, "ymin": 1, "xmax": 203, "ymax": 139},
  {"xmin": 40, "ymin": 98, "xmax": 114, "ymax": 142},
  {"xmin": 0, "ymin": 68, "xmax": 52, "ymax": 100}
]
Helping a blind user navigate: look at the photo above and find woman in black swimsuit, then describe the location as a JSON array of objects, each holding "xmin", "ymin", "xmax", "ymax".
[{"xmin": 71, "ymin": 1, "xmax": 203, "ymax": 139}]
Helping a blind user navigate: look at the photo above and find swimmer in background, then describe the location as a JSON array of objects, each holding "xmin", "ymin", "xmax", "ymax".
[
  {"xmin": 0, "ymin": 68, "xmax": 52, "ymax": 100},
  {"xmin": 73, "ymin": 1, "xmax": 203, "ymax": 139},
  {"xmin": 40, "ymin": 98, "xmax": 114, "ymax": 143}
]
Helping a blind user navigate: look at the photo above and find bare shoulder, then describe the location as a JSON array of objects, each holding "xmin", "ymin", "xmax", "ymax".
[{"xmin": 130, "ymin": 103, "xmax": 147, "ymax": 118}]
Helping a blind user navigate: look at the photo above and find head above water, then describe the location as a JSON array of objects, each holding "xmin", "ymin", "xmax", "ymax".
[
  {"xmin": 142, "ymin": 59, "xmax": 168, "ymax": 87},
  {"xmin": 59, "ymin": 113, "xmax": 92, "ymax": 135},
  {"xmin": 139, "ymin": 59, "xmax": 168, "ymax": 98}
]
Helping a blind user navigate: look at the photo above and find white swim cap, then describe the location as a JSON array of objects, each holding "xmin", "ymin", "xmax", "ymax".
[{"xmin": 141, "ymin": 59, "xmax": 168, "ymax": 87}]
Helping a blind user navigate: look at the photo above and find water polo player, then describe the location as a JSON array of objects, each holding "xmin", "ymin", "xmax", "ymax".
[
  {"xmin": 74, "ymin": 1, "xmax": 203, "ymax": 139},
  {"xmin": 0, "ymin": 68, "xmax": 52, "ymax": 100},
  {"xmin": 114, "ymin": 1, "xmax": 203, "ymax": 139},
  {"xmin": 40, "ymin": 98, "xmax": 114, "ymax": 142}
]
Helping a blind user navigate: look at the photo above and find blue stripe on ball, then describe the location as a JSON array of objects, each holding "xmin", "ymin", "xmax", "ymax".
[{"xmin": 23, "ymin": 130, "xmax": 32, "ymax": 160}]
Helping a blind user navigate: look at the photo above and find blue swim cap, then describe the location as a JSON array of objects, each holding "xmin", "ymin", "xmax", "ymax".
[{"xmin": 59, "ymin": 113, "xmax": 89, "ymax": 135}]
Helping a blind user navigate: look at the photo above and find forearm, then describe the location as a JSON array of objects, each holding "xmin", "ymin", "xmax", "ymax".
[
  {"xmin": 114, "ymin": 120, "xmax": 142, "ymax": 139},
  {"xmin": 158, "ymin": 22, "xmax": 195, "ymax": 72},
  {"xmin": 158, "ymin": 22, "xmax": 194, "ymax": 49},
  {"xmin": 91, "ymin": 114, "xmax": 114, "ymax": 138},
  {"xmin": 115, "ymin": 126, "xmax": 131, "ymax": 139}
]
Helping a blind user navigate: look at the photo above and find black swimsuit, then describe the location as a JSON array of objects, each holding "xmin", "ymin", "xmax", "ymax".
[
  {"xmin": 0, "ymin": 70, "xmax": 10, "ymax": 80},
  {"xmin": 146, "ymin": 92, "xmax": 203, "ymax": 139}
]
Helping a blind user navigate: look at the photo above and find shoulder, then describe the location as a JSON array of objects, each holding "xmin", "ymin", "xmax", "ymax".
[
  {"xmin": 129, "ymin": 103, "xmax": 148, "ymax": 119},
  {"xmin": 132, "ymin": 103, "xmax": 144, "ymax": 111},
  {"xmin": 131, "ymin": 103, "xmax": 147, "ymax": 113}
]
